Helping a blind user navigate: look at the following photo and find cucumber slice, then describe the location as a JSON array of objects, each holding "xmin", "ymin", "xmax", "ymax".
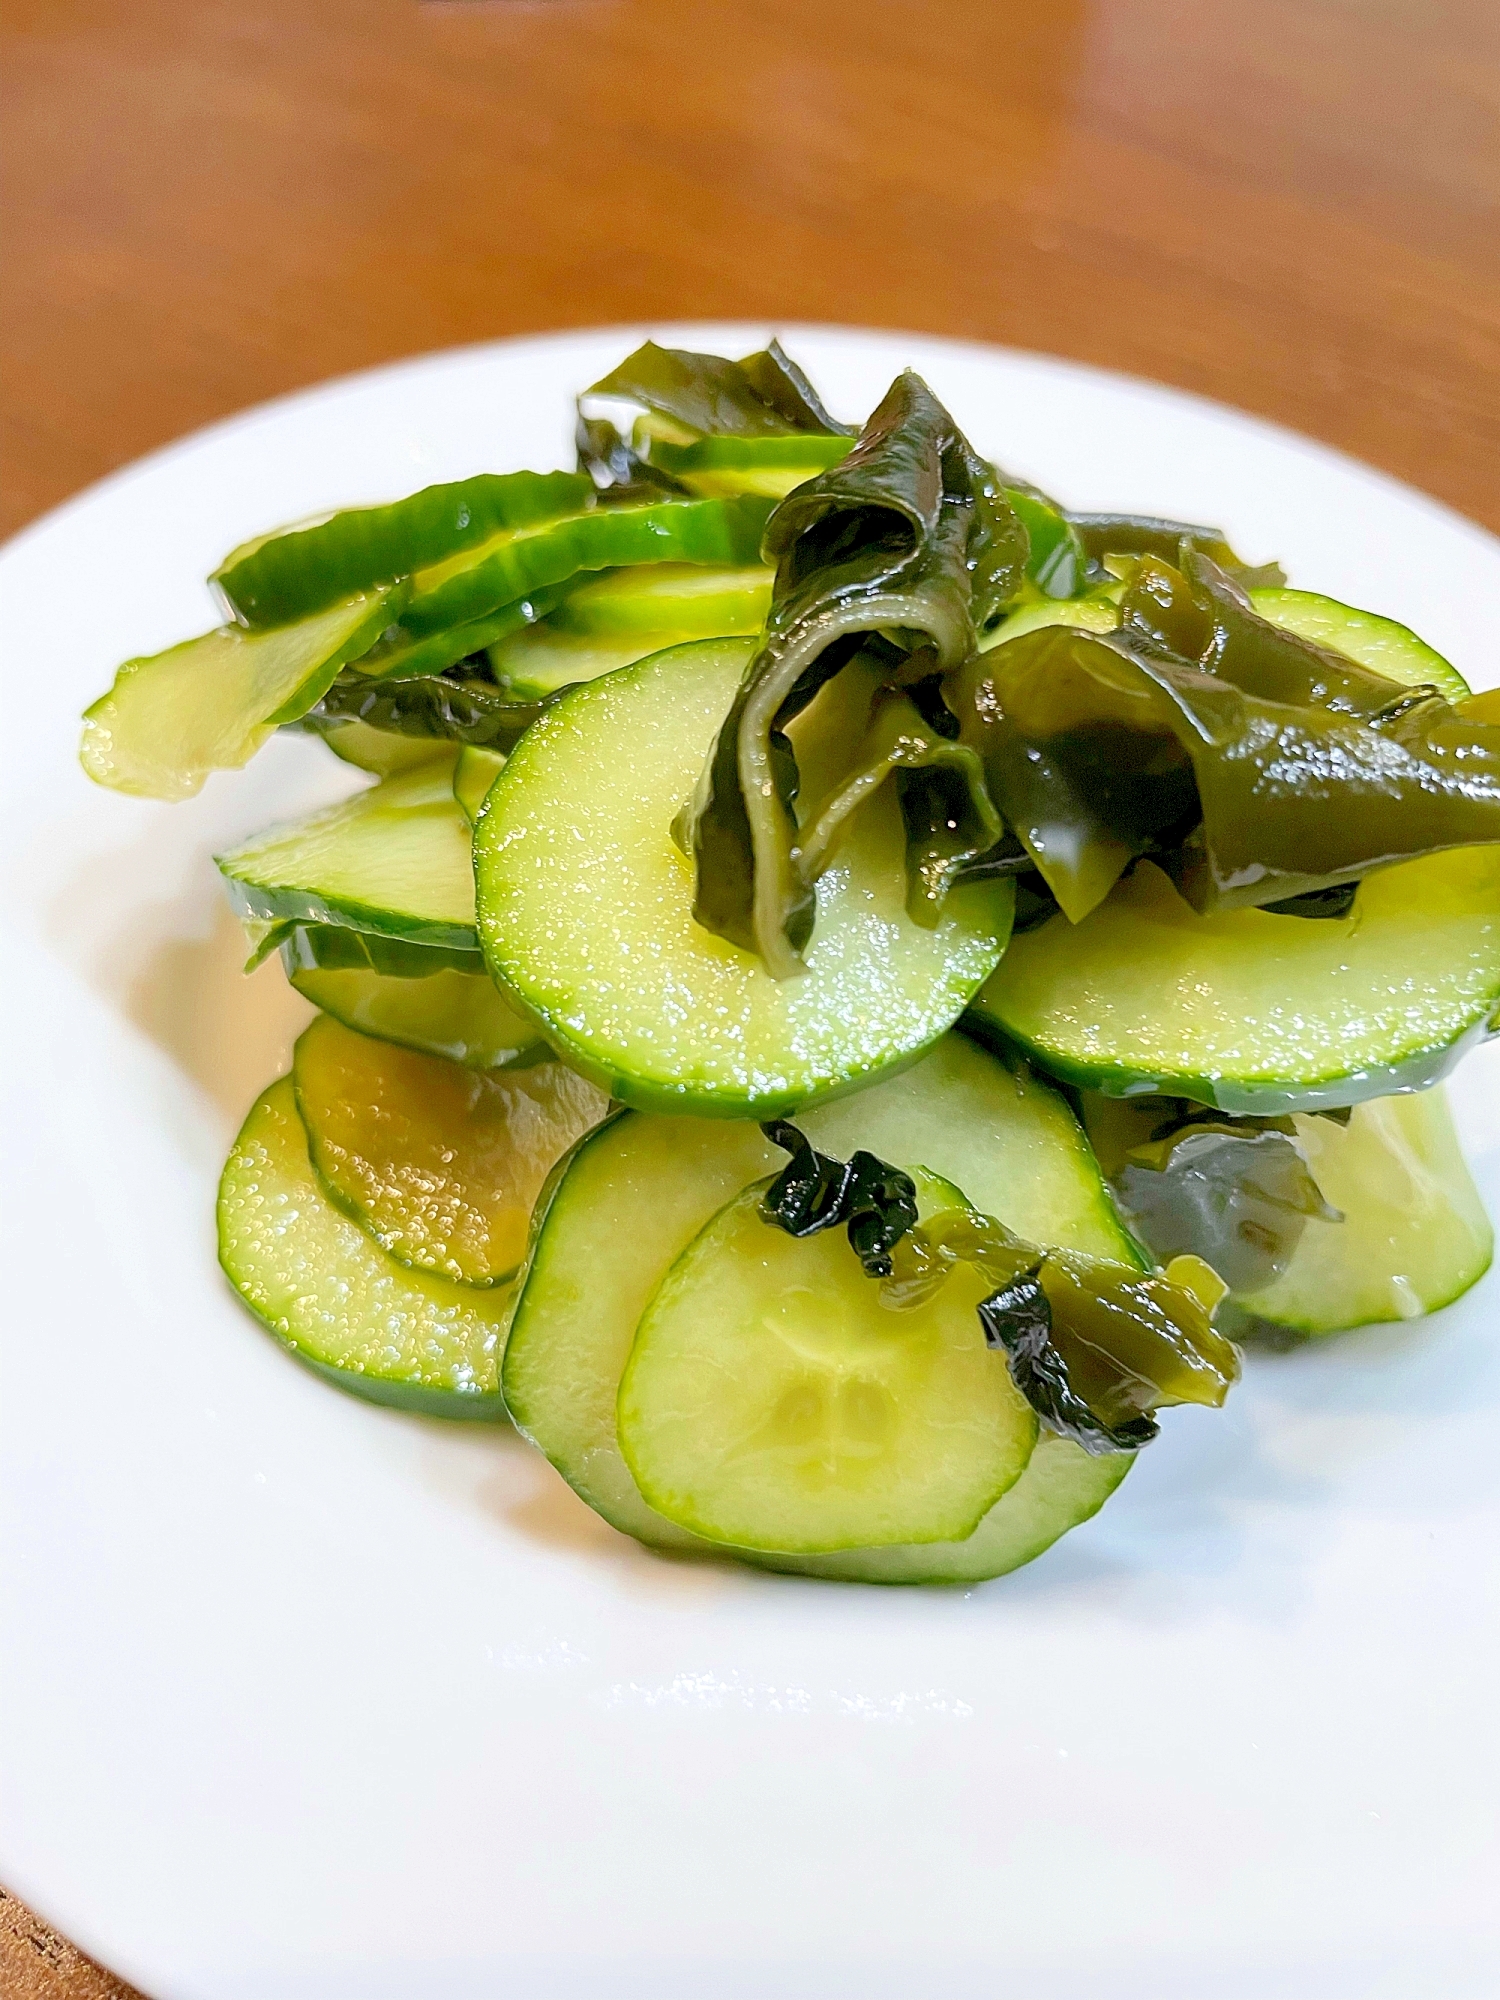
[
  {"xmin": 1235, "ymin": 1091, "xmax": 1491, "ymax": 1335},
  {"xmin": 452, "ymin": 746, "xmax": 507, "ymax": 824},
  {"xmin": 218, "ymin": 764, "xmax": 479, "ymax": 954},
  {"xmin": 645, "ymin": 433, "xmax": 853, "ymax": 497},
  {"xmin": 218, "ymin": 1078, "xmax": 511, "ymax": 1418},
  {"xmin": 293, "ymin": 1016, "xmax": 608, "ymax": 1286},
  {"xmin": 349, "ymin": 588, "xmax": 569, "ymax": 683},
  {"xmin": 475, "ymin": 638, "xmax": 1014, "ymax": 1116},
  {"xmin": 404, "ymin": 494, "xmax": 773, "ymax": 637},
  {"xmin": 740, "ymin": 1435, "xmax": 1130, "ymax": 1584},
  {"xmin": 321, "ymin": 719, "xmax": 456, "ymax": 777},
  {"xmin": 213, "ymin": 470, "xmax": 589, "ymax": 626},
  {"xmin": 971, "ymin": 851, "xmax": 1500, "ymax": 1115},
  {"xmin": 487, "ymin": 562, "xmax": 773, "ymax": 699},
  {"xmin": 1247, "ymin": 588, "xmax": 1470, "ymax": 702},
  {"xmin": 81, "ymin": 589, "xmax": 397, "ymax": 801},
  {"xmin": 618, "ymin": 1166, "xmax": 1039, "ymax": 1553},
  {"xmin": 548, "ymin": 563, "xmax": 772, "ymax": 638},
  {"xmin": 282, "ymin": 917, "xmax": 541, "ymax": 1067},
  {"xmin": 503, "ymin": 1032, "xmax": 1141, "ymax": 1563}
]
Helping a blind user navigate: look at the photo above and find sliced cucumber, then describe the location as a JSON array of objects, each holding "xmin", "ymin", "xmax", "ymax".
[
  {"xmin": 503, "ymin": 1032, "xmax": 1141, "ymax": 1564},
  {"xmin": 453, "ymin": 746, "xmax": 507, "ymax": 825},
  {"xmin": 1236, "ymin": 1091, "xmax": 1491, "ymax": 1335},
  {"xmin": 404, "ymin": 494, "xmax": 773, "ymax": 637},
  {"xmin": 321, "ymin": 719, "xmax": 456, "ymax": 777},
  {"xmin": 740, "ymin": 1435, "xmax": 1130, "ymax": 1584},
  {"xmin": 218, "ymin": 764, "xmax": 479, "ymax": 953},
  {"xmin": 971, "ymin": 851, "xmax": 1500, "ymax": 1114},
  {"xmin": 618, "ymin": 1167, "xmax": 1038, "ymax": 1552},
  {"xmin": 487, "ymin": 563, "xmax": 773, "ymax": 697},
  {"xmin": 282, "ymin": 919, "xmax": 541, "ymax": 1067},
  {"xmin": 218, "ymin": 1078, "xmax": 511, "ymax": 1418},
  {"xmin": 1247, "ymin": 588, "xmax": 1470, "ymax": 702},
  {"xmin": 645, "ymin": 433, "xmax": 853, "ymax": 498},
  {"xmin": 213, "ymin": 470, "xmax": 589, "ymax": 627},
  {"xmin": 81, "ymin": 589, "xmax": 398, "ymax": 801},
  {"xmin": 475, "ymin": 639, "xmax": 1014, "ymax": 1116},
  {"xmin": 549, "ymin": 563, "xmax": 772, "ymax": 638},
  {"xmin": 293, "ymin": 1016, "xmax": 608, "ymax": 1287}
]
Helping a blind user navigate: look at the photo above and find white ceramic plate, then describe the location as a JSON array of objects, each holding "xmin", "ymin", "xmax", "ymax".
[{"xmin": 3, "ymin": 327, "xmax": 1499, "ymax": 2000}]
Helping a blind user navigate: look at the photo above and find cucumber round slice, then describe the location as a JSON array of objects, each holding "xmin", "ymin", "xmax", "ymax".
[
  {"xmin": 503, "ymin": 1032, "xmax": 1141, "ymax": 1564},
  {"xmin": 739, "ymin": 1435, "xmax": 1130, "ymax": 1584},
  {"xmin": 218, "ymin": 763, "xmax": 479, "ymax": 954},
  {"xmin": 618, "ymin": 1168, "xmax": 1039, "ymax": 1552},
  {"xmin": 1081, "ymin": 1086, "xmax": 1492, "ymax": 1335},
  {"xmin": 286, "ymin": 958, "xmax": 543, "ymax": 1069},
  {"xmin": 970, "ymin": 851, "xmax": 1500, "ymax": 1115},
  {"xmin": 475, "ymin": 638, "xmax": 1014, "ymax": 1116},
  {"xmin": 1236, "ymin": 1090, "xmax": 1492, "ymax": 1335},
  {"xmin": 452, "ymin": 746, "xmax": 507, "ymax": 825},
  {"xmin": 293, "ymin": 1016, "xmax": 608, "ymax": 1287},
  {"xmin": 218, "ymin": 1078, "xmax": 511, "ymax": 1418},
  {"xmin": 1247, "ymin": 588, "xmax": 1470, "ymax": 702}
]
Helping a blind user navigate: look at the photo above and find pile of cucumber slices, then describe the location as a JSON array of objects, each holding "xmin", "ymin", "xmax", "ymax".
[{"xmin": 82, "ymin": 339, "xmax": 1500, "ymax": 1583}]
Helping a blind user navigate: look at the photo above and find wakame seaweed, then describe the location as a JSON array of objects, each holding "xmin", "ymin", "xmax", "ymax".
[
  {"xmin": 950, "ymin": 549, "xmax": 1500, "ymax": 922},
  {"xmin": 758, "ymin": 1121, "xmax": 919, "ymax": 1279},
  {"xmin": 681, "ymin": 371, "xmax": 1029, "ymax": 976},
  {"xmin": 301, "ymin": 667, "xmax": 559, "ymax": 752}
]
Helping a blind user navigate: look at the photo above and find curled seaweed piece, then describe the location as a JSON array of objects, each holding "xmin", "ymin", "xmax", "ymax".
[
  {"xmin": 584, "ymin": 338, "xmax": 852, "ymax": 442},
  {"xmin": 955, "ymin": 550, "xmax": 1500, "ymax": 922},
  {"xmin": 1065, "ymin": 512, "xmax": 1285, "ymax": 590},
  {"xmin": 682, "ymin": 371, "xmax": 1028, "ymax": 974},
  {"xmin": 882, "ymin": 1206, "xmax": 1236, "ymax": 1455},
  {"xmin": 758, "ymin": 1122, "xmax": 919, "ymax": 1279},
  {"xmin": 300, "ymin": 668, "xmax": 559, "ymax": 753}
]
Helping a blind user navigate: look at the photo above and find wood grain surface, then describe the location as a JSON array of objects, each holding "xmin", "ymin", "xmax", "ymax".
[{"xmin": 2, "ymin": 0, "xmax": 1496, "ymax": 1991}]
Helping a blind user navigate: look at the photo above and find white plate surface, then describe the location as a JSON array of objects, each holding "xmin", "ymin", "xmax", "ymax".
[{"xmin": 2, "ymin": 326, "xmax": 1499, "ymax": 2000}]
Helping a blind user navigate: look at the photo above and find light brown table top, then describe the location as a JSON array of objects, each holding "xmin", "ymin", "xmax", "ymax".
[{"xmin": 3, "ymin": 0, "xmax": 1497, "ymax": 1991}]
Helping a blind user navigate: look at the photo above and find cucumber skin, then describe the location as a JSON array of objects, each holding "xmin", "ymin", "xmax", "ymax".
[
  {"xmin": 964, "ymin": 995, "xmax": 1498, "ymax": 1120},
  {"xmin": 217, "ymin": 1081, "xmax": 509, "ymax": 1422}
]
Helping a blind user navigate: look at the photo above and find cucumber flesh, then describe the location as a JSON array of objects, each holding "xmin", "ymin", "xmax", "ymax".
[
  {"xmin": 218, "ymin": 1078, "xmax": 511, "ymax": 1418},
  {"xmin": 321, "ymin": 720, "xmax": 456, "ymax": 777},
  {"xmin": 548, "ymin": 563, "xmax": 771, "ymax": 638},
  {"xmin": 503, "ymin": 1032, "xmax": 1141, "ymax": 1566},
  {"xmin": 971, "ymin": 851, "xmax": 1500, "ymax": 1115},
  {"xmin": 1237, "ymin": 1091, "xmax": 1491, "ymax": 1335},
  {"xmin": 1247, "ymin": 588, "xmax": 1470, "ymax": 702},
  {"xmin": 453, "ymin": 746, "xmax": 507, "ymax": 825},
  {"xmin": 475, "ymin": 639, "xmax": 1014, "ymax": 1117},
  {"xmin": 618, "ymin": 1167, "xmax": 1039, "ymax": 1553},
  {"xmin": 741, "ymin": 1435, "xmax": 1130, "ymax": 1584},
  {"xmin": 645, "ymin": 433, "xmax": 853, "ymax": 498},
  {"xmin": 285, "ymin": 945, "xmax": 543, "ymax": 1069},
  {"xmin": 293, "ymin": 1016, "xmax": 608, "ymax": 1287},
  {"xmin": 489, "ymin": 565, "xmax": 771, "ymax": 697},
  {"xmin": 218, "ymin": 764, "xmax": 479, "ymax": 954},
  {"xmin": 82, "ymin": 589, "xmax": 397, "ymax": 801}
]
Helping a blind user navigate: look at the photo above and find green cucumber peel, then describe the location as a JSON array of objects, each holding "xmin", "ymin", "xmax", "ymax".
[
  {"xmin": 213, "ymin": 470, "xmax": 590, "ymax": 628},
  {"xmin": 403, "ymin": 492, "xmax": 776, "ymax": 638}
]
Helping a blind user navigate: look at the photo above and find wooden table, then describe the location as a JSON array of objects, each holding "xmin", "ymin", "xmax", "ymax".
[{"xmin": 3, "ymin": 0, "xmax": 1496, "ymax": 1989}]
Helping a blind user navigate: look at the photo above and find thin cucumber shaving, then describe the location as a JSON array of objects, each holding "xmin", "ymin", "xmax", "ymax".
[{"xmin": 78, "ymin": 332, "xmax": 1497, "ymax": 1587}]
